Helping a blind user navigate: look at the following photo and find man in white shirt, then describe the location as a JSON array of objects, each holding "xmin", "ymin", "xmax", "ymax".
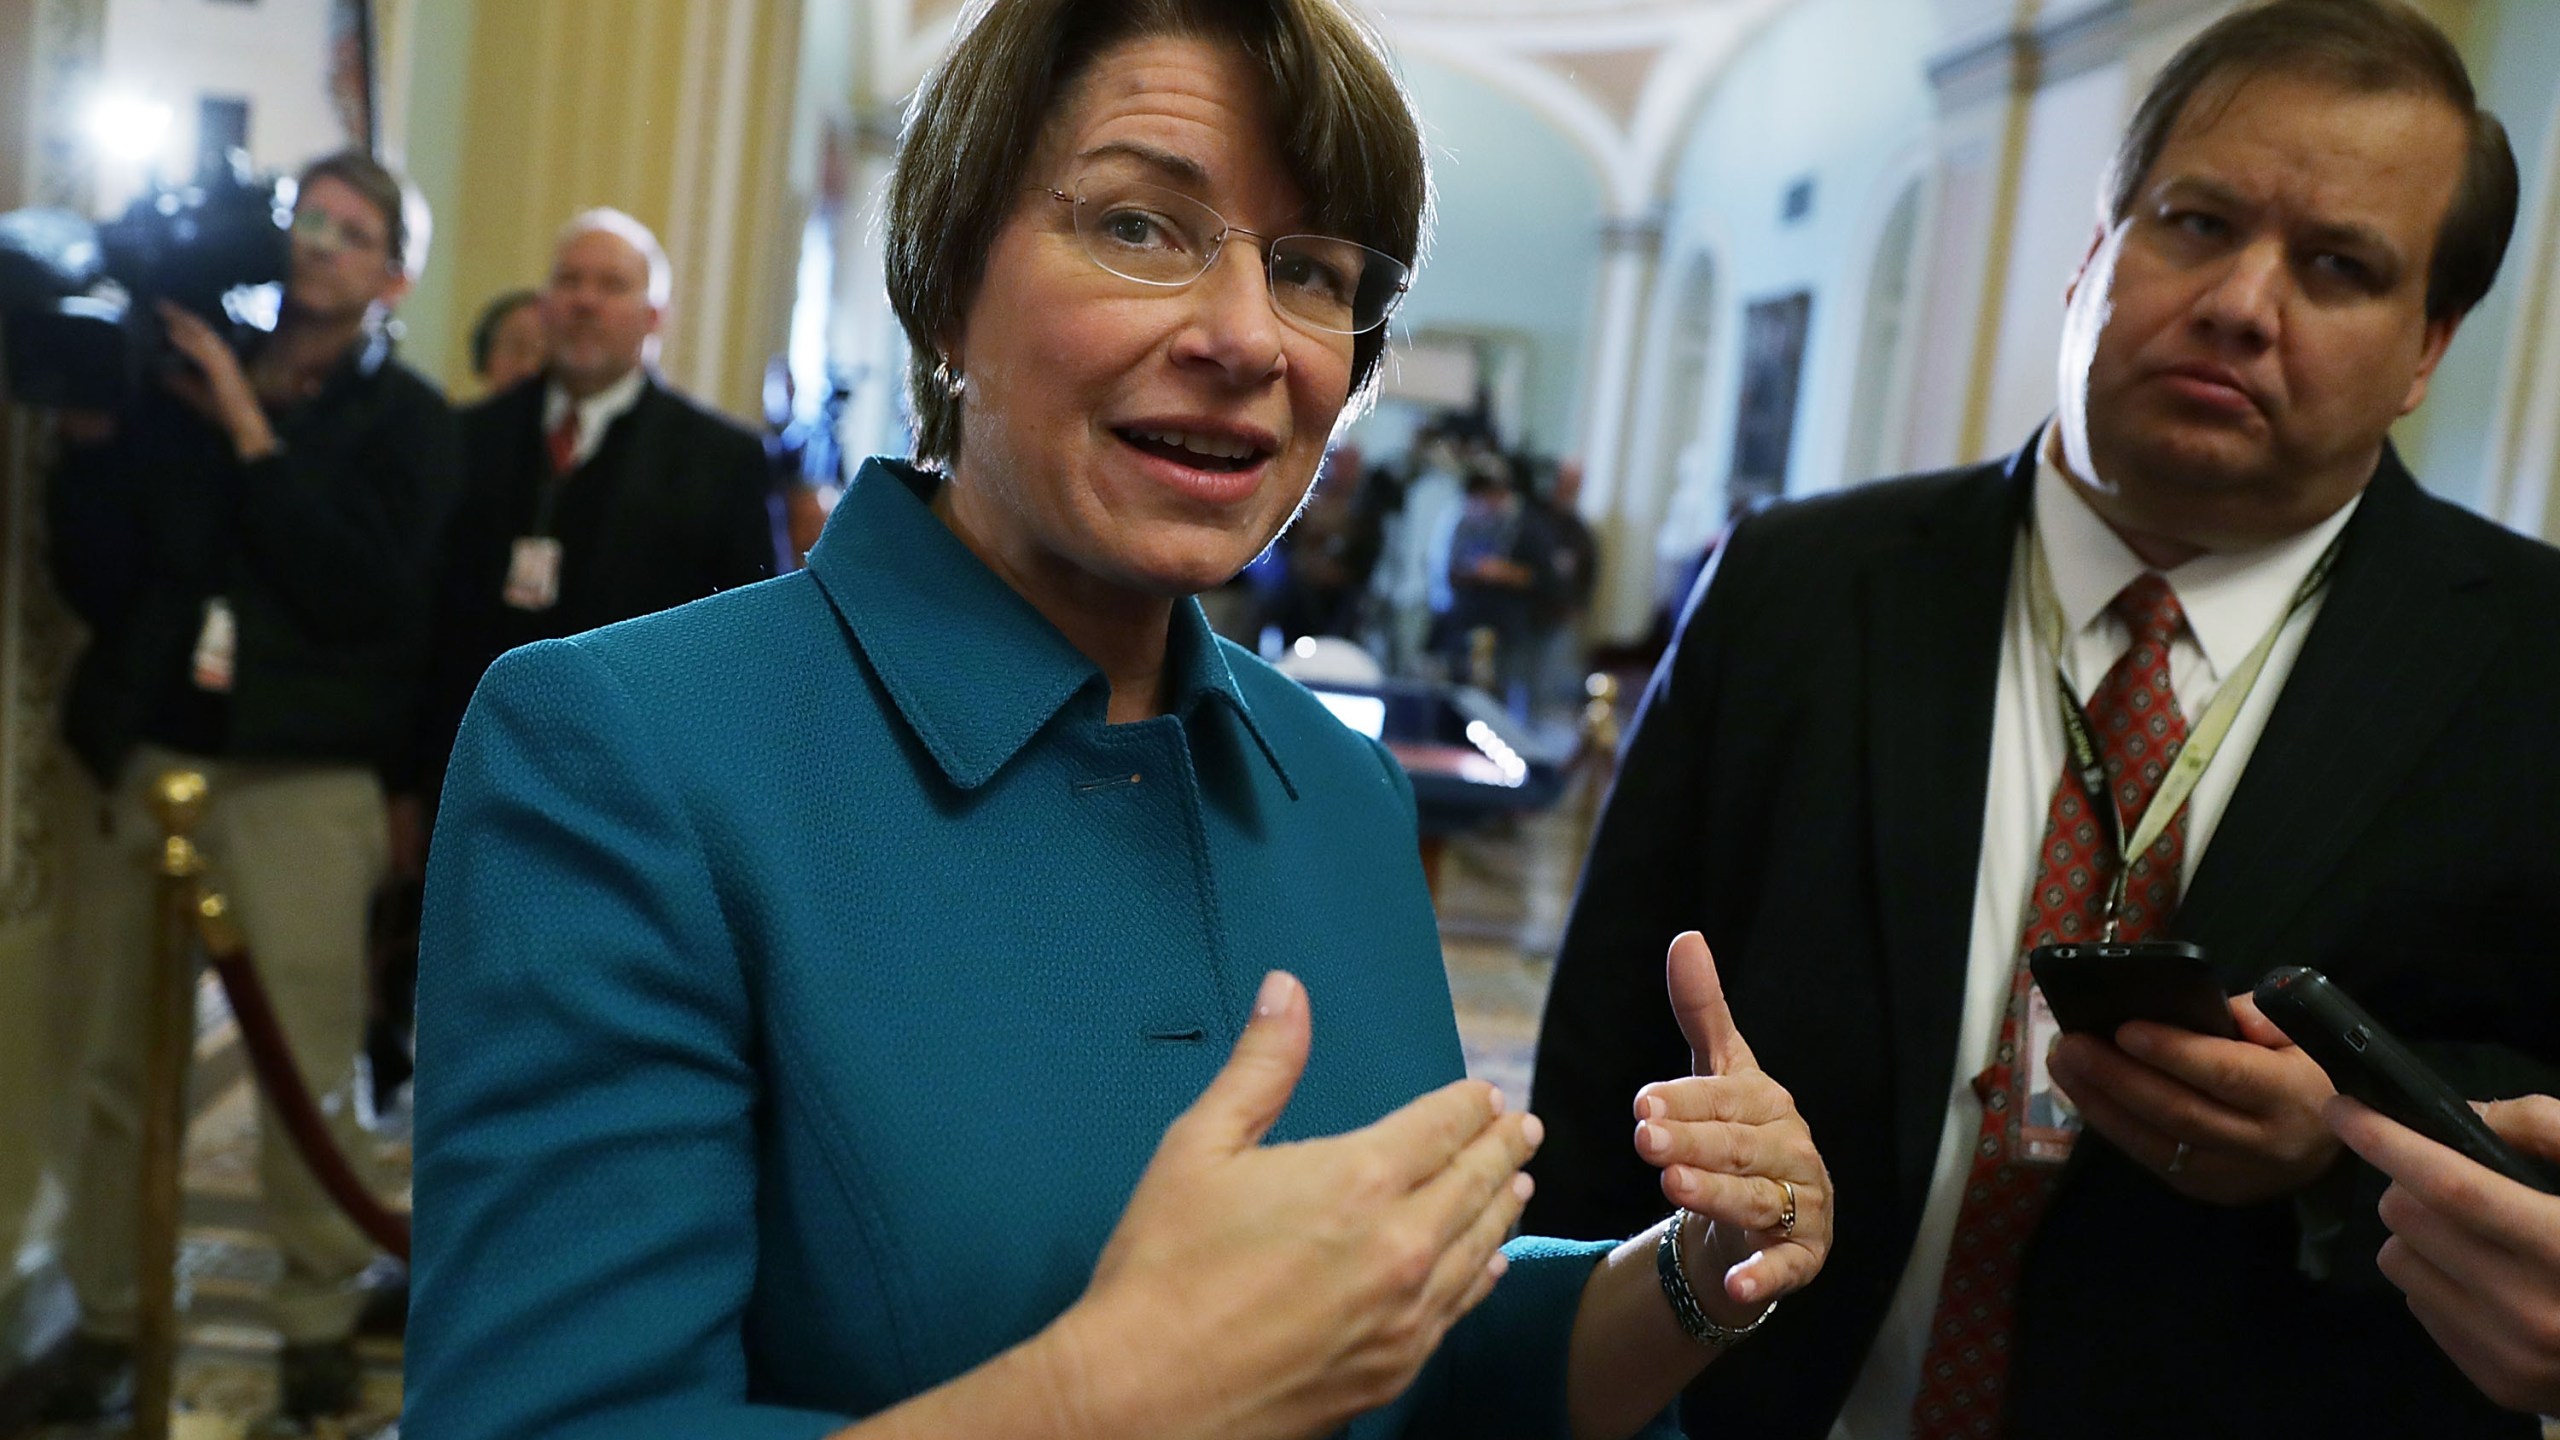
[{"xmin": 1526, "ymin": 3, "xmax": 2560, "ymax": 1437}]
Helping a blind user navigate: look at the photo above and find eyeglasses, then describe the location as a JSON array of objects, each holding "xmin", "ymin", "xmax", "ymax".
[
  {"xmin": 1046, "ymin": 175, "xmax": 1410, "ymax": 336},
  {"xmin": 290, "ymin": 208, "xmax": 387, "ymax": 258}
]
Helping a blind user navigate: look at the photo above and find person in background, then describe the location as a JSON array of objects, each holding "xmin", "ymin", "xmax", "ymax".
[
  {"xmin": 374, "ymin": 289, "xmax": 545, "ymax": 1133},
  {"xmin": 467, "ymin": 287, "xmax": 546, "ymax": 399},
  {"xmin": 1519, "ymin": 456, "xmax": 1597, "ymax": 721},
  {"xmin": 1370, "ymin": 421, "xmax": 1467, "ymax": 676},
  {"xmin": 760, "ymin": 354, "xmax": 847, "ymax": 571},
  {"xmin": 1268, "ymin": 443, "xmax": 1376, "ymax": 643},
  {"xmin": 42, "ymin": 148, "xmax": 459, "ymax": 1428},
  {"xmin": 2327, "ymin": 1093, "xmax": 2560, "ymax": 1417},
  {"xmin": 1435, "ymin": 460, "xmax": 1536, "ymax": 707},
  {"xmin": 403, "ymin": 0, "xmax": 1836, "ymax": 1435},
  {"xmin": 1527, "ymin": 2, "xmax": 2560, "ymax": 1436},
  {"xmin": 418, "ymin": 207, "xmax": 771, "ymax": 808}
]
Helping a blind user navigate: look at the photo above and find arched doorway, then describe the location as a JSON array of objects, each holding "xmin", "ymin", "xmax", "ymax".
[{"xmin": 1841, "ymin": 173, "xmax": 1928, "ymax": 487}]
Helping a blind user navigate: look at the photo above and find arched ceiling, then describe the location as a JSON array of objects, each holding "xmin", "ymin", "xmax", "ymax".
[
  {"xmin": 1382, "ymin": 0, "xmax": 1806, "ymax": 212},
  {"xmin": 859, "ymin": 0, "xmax": 1826, "ymax": 212}
]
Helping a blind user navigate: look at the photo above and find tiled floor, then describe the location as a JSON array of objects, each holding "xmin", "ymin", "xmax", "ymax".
[{"xmin": 26, "ymin": 1002, "xmax": 411, "ymax": 1439}]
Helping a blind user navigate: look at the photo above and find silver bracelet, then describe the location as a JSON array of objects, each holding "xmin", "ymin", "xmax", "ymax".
[{"xmin": 1654, "ymin": 1208, "xmax": 1778, "ymax": 1348}]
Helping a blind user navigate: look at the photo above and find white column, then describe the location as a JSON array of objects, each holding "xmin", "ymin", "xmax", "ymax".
[
  {"xmin": 1575, "ymin": 213, "xmax": 1667, "ymax": 643},
  {"xmin": 2480, "ymin": 89, "xmax": 2560, "ymax": 542},
  {"xmin": 1575, "ymin": 212, "xmax": 1666, "ymax": 518}
]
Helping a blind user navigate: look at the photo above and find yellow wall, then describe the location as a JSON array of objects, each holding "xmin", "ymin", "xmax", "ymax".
[{"xmin": 421, "ymin": 0, "xmax": 807, "ymax": 423}]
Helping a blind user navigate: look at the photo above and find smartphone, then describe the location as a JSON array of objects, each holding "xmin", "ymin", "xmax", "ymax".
[
  {"xmin": 2026, "ymin": 941, "xmax": 2241, "ymax": 1040},
  {"xmin": 2255, "ymin": 966, "xmax": 2560, "ymax": 1195}
]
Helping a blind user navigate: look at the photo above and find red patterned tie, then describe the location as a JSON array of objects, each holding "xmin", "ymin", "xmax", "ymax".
[
  {"xmin": 1910, "ymin": 572, "xmax": 2190, "ymax": 1438},
  {"xmin": 547, "ymin": 408, "xmax": 581, "ymax": 475}
]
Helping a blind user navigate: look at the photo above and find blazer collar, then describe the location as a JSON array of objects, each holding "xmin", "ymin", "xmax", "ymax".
[{"xmin": 804, "ymin": 459, "xmax": 1294, "ymax": 794}]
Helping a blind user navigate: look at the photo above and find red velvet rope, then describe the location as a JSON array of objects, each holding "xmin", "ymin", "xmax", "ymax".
[{"xmin": 202, "ymin": 931, "xmax": 412, "ymax": 1261}]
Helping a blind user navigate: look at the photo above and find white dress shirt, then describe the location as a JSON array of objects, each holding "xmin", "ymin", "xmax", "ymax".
[
  {"xmin": 1829, "ymin": 439, "xmax": 2361, "ymax": 1440},
  {"xmin": 540, "ymin": 364, "xmax": 649, "ymax": 471}
]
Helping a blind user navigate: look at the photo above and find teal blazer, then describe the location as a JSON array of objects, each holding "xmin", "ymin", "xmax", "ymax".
[{"xmin": 407, "ymin": 461, "xmax": 1650, "ymax": 1439}]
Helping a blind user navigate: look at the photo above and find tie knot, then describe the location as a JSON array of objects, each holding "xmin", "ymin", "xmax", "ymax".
[{"xmin": 2110, "ymin": 572, "xmax": 2185, "ymax": 648}]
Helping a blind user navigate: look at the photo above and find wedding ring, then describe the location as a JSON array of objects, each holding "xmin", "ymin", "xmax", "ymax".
[
  {"xmin": 1775, "ymin": 1178, "xmax": 1798, "ymax": 1238},
  {"xmin": 2166, "ymin": 1141, "xmax": 2193, "ymax": 1175}
]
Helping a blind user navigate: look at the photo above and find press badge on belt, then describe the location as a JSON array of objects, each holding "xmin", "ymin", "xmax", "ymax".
[
  {"xmin": 504, "ymin": 536, "xmax": 563, "ymax": 611},
  {"xmin": 191, "ymin": 597, "xmax": 236, "ymax": 692}
]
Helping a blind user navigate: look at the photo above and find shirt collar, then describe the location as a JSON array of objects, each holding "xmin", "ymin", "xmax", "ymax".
[
  {"xmin": 803, "ymin": 458, "xmax": 1295, "ymax": 794},
  {"xmin": 2033, "ymin": 435, "xmax": 2360, "ymax": 679},
  {"xmin": 542, "ymin": 365, "xmax": 650, "ymax": 465}
]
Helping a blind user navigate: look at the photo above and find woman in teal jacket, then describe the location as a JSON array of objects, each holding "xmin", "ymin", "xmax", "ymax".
[{"xmin": 406, "ymin": 2, "xmax": 1834, "ymax": 1436}]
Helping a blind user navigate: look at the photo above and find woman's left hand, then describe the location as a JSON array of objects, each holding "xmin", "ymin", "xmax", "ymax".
[{"xmin": 1631, "ymin": 931, "xmax": 1832, "ymax": 1316}]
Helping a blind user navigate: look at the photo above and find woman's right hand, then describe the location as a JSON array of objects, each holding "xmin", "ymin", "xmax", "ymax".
[{"xmin": 1054, "ymin": 969, "xmax": 1541, "ymax": 1440}]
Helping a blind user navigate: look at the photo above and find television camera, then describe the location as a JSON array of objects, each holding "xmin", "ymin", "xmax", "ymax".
[{"xmin": 0, "ymin": 150, "xmax": 289, "ymax": 410}]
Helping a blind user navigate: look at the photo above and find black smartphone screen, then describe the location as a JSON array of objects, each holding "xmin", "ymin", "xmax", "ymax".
[{"xmin": 2027, "ymin": 941, "xmax": 2240, "ymax": 1040}]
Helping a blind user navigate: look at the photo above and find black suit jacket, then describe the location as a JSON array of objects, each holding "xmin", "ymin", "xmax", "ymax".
[
  {"xmin": 1525, "ymin": 439, "xmax": 2560, "ymax": 1439},
  {"xmin": 418, "ymin": 373, "xmax": 771, "ymax": 788}
]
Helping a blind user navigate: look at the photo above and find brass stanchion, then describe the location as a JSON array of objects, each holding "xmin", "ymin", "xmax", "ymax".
[
  {"xmin": 137, "ymin": 770, "xmax": 211, "ymax": 1440},
  {"xmin": 1580, "ymin": 671, "xmax": 1622, "ymax": 757},
  {"xmin": 1574, "ymin": 671, "xmax": 1622, "ymax": 819},
  {"xmin": 1466, "ymin": 625, "xmax": 1499, "ymax": 694}
]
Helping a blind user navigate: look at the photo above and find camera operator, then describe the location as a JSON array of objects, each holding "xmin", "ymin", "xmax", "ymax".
[{"xmin": 41, "ymin": 149, "xmax": 459, "ymax": 1428}]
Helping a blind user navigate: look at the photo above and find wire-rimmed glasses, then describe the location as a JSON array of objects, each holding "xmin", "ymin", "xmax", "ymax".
[{"xmin": 1047, "ymin": 174, "xmax": 1410, "ymax": 336}]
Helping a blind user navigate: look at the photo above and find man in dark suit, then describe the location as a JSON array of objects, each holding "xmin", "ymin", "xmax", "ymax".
[
  {"xmin": 1525, "ymin": 4, "xmax": 2560, "ymax": 1438},
  {"xmin": 420, "ymin": 208, "xmax": 773, "ymax": 793}
]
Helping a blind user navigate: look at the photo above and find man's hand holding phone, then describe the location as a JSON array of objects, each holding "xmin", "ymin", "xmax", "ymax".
[
  {"xmin": 2327, "ymin": 1093, "xmax": 2560, "ymax": 1415},
  {"xmin": 2044, "ymin": 992, "xmax": 2342, "ymax": 1206}
]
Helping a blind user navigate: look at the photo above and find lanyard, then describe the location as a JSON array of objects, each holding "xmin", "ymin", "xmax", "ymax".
[{"xmin": 2024, "ymin": 528, "xmax": 2343, "ymax": 938}]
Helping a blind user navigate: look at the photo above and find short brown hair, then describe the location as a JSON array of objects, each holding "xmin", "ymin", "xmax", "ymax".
[
  {"xmin": 297, "ymin": 149, "xmax": 427, "ymax": 279},
  {"xmin": 887, "ymin": 0, "xmax": 1429, "ymax": 467},
  {"xmin": 2105, "ymin": 0, "xmax": 2516, "ymax": 321}
]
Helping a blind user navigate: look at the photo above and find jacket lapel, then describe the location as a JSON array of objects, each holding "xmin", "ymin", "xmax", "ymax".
[
  {"xmin": 1863, "ymin": 445, "xmax": 2031, "ymax": 1209},
  {"xmin": 580, "ymin": 381, "xmax": 671, "ymax": 606},
  {"xmin": 2174, "ymin": 456, "xmax": 2504, "ymax": 970}
]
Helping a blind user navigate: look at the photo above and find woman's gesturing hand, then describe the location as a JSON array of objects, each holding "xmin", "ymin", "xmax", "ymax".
[
  {"xmin": 1055, "ymin": 970, "xmax": 1541, "ymax": 1440},
  {"xmin": 1632, "ymin": 932, "xmax": 1832, "ymax": 1316}
]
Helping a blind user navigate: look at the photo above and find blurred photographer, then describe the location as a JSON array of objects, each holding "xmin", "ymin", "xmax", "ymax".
[{"xmin": 41, "ymin": 149, "xmax": 459, "ymax": 1429}]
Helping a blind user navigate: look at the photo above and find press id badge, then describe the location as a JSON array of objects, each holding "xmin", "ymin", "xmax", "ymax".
[
  {"xmin": 503, "ymin": 536, "xmax": 563, "ymax": 611},
  {"xmin": 2015, "ymin": 981, "xmax": 2082, "ymax": 1164},
  {"xmin": 190, "ymin": 597, "xmax": 236, "ymax": 692}
]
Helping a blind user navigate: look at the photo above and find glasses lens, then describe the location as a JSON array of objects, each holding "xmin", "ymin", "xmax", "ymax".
[
  {"xmin": 291, "ymin": 209, "xmax": 382, "ymax": 256},
  {"xmin": 1269, "ymin": 236, "xmax": 1408, "ymax": 335},
  {"xmin": 1072, "ymin": 179, "xmax": 1223, "ymax": 287},
  {"xmin": 1066, "ymin": 174, "xmax": 1410, "ymax": 335}
]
